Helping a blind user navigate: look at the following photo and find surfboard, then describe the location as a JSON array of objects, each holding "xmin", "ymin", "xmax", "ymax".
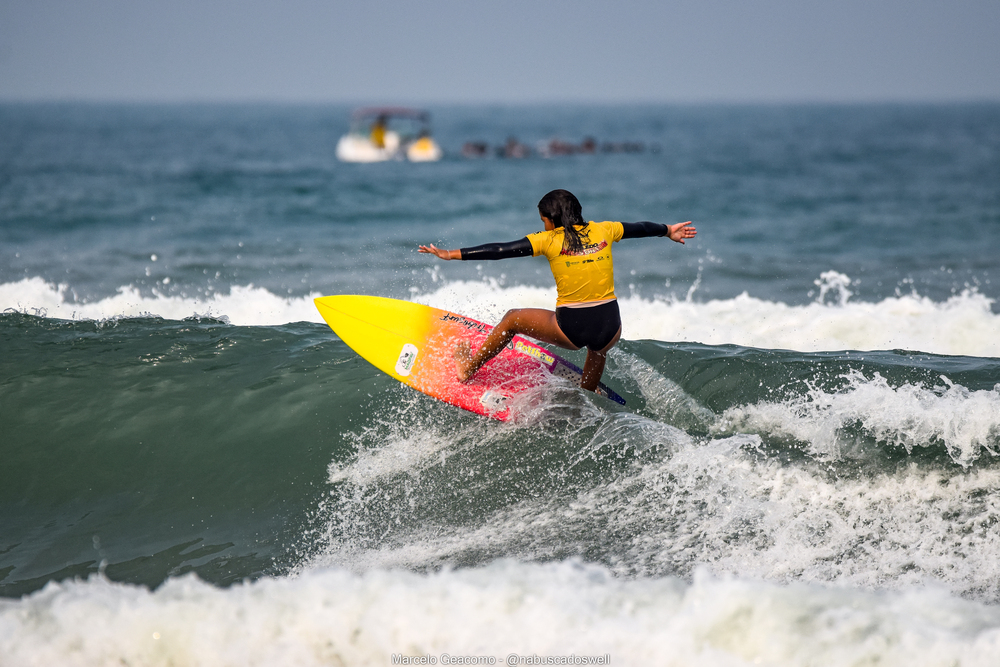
[{"xmin": 314, "ymin": 295, "xmax": 625, "ymax": 421}]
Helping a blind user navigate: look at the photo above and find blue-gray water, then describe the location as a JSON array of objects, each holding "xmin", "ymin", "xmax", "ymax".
[{"xmin": 1, "ymin": 103, "xmax": 999, "ymax": 665}]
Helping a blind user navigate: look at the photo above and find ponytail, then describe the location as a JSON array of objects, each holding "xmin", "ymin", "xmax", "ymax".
[{"xmin": 538, "ymin": 189, "xmax": 587, "ymax": 255}]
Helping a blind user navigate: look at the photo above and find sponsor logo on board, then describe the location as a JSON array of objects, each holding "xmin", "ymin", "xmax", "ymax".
[
  {"xmin": 514, "ymin": 340, "xmax": 555, "ymax": 365},
  {"xmin": 395, "ymin": 343, "xmax": 419, "ymax": 376},
  {"xmin": 438, "ymin": 313, "xmax": 490, "ymax": 335},
  {"xmin": 479, "ymin": 390, "xmax": 509, "ymax": 411}
]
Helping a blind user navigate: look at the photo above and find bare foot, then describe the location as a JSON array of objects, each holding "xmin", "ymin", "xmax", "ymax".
[{"xmin": 454, "ymin": 340, "xmax": 474, "ymax": 382}]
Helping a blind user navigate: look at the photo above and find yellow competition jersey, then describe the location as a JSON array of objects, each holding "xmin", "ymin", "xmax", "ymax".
[{"xmin": 526, "ymin": 221, "xmax": 625, "ymax": 306}]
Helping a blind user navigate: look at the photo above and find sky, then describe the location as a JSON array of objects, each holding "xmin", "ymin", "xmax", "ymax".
[{"xmin": 1, "ymin": 0, "xmax": 999, "ymax": 104}]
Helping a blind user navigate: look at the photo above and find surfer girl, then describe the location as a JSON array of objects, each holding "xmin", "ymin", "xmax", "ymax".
[{"xmin": 418, "ymin": 189, "xmax": 696, "ymax": 392}]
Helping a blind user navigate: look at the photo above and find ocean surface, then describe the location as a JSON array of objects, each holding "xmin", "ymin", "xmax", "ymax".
[{"xmin": 1, "ymin": 102, "xmax": 999, "ymax": 665}]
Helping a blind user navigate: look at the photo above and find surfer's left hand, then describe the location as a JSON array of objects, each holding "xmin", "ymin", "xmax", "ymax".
[{"xmin": 667, "ymin": 221, "xmax": 697, "ymax": 244}]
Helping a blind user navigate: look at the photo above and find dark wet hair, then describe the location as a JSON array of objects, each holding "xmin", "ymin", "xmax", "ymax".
[{"xmin": 538, "ymin": 189, "xmax": 587, "ymax": 254}]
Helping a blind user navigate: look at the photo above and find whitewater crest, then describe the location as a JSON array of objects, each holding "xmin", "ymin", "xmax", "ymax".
[
  {"xmin": 413, "ymin": 274, "xmax": 1000, "ymax": 357},
  {"xmin": 6, "ymin": 556, "xmax": 999, "ymax": 666},
  {"xmin": 714, "ymin": 370, "xmax": 1000, "ymax": 467},
  {"xmin": 0, "ymin": 277, "xmax": 322, "ymax": 327},
  {"xmin": 3, "ymin": 274, "xmax": 999, "ymax": 357}
]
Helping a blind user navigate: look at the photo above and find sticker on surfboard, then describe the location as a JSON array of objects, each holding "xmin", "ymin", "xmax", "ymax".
[
  {"xmin": 479, "ymin": 389, "xmax": 509, "ymax": 412},
  {"xmin": 395, "ymin": 343, "xmax": 419, "ymax": 376}
]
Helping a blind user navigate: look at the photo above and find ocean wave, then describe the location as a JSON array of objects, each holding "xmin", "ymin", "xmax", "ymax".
[
  {"xmin": 4, "ymin": 276, "xmax": 998, "ymax": 357},
  {"xmin": 312, "ymin": 405, "xmax": 1000, "ymax": 600},
  {"xmin": 4, "ymin": 561, "xmax": 998, "ymax": 667},
  {"xmin": 0, "ymin": 277, "xmax": 323, "ymax": 328},
  {"xmin": 4, "ymin": 299, "xmax": 1000, "ymax": 614},
  {"xmin": 714, "ymin": 370, "xmax": 1000, "ymax": 466},
  {"xmin": 413, "ymin": 280, "xmax": 1000, "ymax": 358}
]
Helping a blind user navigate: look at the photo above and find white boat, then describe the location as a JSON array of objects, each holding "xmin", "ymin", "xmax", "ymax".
[{"xmin": 335, "ymin": 107, "xmax": 443, "ymax": 163}]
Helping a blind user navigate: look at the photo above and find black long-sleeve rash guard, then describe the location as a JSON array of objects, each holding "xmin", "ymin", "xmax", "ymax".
[
  {"xmin": 459, "ymin": 238, "xmax": 533, "ymax": 261},
  {"xmin": 458, "ymin": 221, "xmax": 669, "ymax": 260},
  {"xmin": 620, "ymin": 221, "xmax": 670, "ymax": 239}
]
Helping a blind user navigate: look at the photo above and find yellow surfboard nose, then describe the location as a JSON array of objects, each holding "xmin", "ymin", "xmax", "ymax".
[{"xmin": 314, "ymin": 295, "xmax": 437, "ymax": 381}]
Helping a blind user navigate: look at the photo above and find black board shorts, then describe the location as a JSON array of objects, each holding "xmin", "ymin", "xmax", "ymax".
[{"xmin": 555, "ymin": 300, "xmax": 621, "ymax": 351}]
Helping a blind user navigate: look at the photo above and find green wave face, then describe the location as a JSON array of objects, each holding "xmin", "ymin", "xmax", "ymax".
[{"xmin": 3, "ymin": 313, "xmax": 998, "ymax": 599}]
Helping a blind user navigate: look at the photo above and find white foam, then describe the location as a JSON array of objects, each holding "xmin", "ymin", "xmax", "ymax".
[
  {"xmin": 0, "ymin": 277, "xmax": 324, "ymax": 326},
  {"xmin": 619, "ymin": 288, "xmax": 1000, "ymax": 358},
  {"xmin": 4, "ymin": 276, "xmax": 999, "ymax": 357},
  {"xmin": 714, "ymin": 370, "xmax": 1000, "ymax": 466},
  {"xmin": 327, "ymin": 399, "xmax": 491, "ymax": 487},
  {"xmin": 602, "ymin": 435, "xmax": 1000, "ymax": 595},
  {"xmin": 413, "ymin": 280, "xmax": 1000, "ymax": 358},
  {"xmin": 2, "ymin": 562, "xmax": 999, "ymax": 667},
  {"xmin": 314, "ymin": 380, "xmax": 1000, "ymax": 601}
]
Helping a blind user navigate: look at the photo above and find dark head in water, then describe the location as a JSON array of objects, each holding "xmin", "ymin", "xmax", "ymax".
[{"xmin": 538, "ymin": 189, "xmax": 587, "ymax": 255}]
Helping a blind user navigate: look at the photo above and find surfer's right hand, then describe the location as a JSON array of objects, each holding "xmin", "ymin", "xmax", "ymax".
[{"xmin": 418, "ymin": 244, "xmax": 459, "ymax": 260}]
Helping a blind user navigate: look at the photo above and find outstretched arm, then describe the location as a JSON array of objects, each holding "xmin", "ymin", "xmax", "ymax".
[
  {"xmin": 419, "ymin": 238, "xmax": 533, "ymax": 261},
  {"xmin": 620, "ymin": 221, "xmax": 697, "ymax": 244}
]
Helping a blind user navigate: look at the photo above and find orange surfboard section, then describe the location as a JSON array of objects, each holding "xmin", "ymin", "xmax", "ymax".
[{"xmin": 314, "ymin": 295, "xmax": 624, "ymax": 421}]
